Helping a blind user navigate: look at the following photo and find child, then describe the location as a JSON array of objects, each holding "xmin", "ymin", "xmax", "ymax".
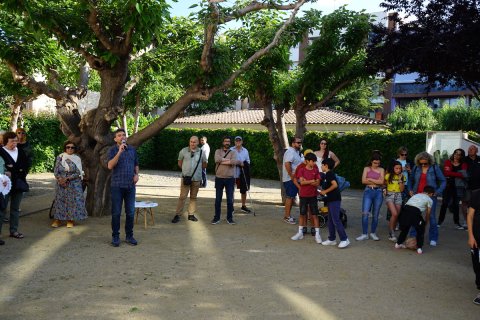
[
  {"xmin": 291, "ymin": 152, "xmax": 322, "ymax": 243},
  {"xmin": 320, "ymin": 158, "xmax": 350, "ymax": 248},
  {"xmin": 384, "ymin": 161, "xmax": 406, "ymax": 242},
  {"xmin": 395, "ymin": 185, "xmax": 434, "ymax": 254}
]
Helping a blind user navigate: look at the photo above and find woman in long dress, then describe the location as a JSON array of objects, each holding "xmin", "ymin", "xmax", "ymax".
[{"xmin": 51, "ymin": 141, "xmax": 87, "ymax": 228}]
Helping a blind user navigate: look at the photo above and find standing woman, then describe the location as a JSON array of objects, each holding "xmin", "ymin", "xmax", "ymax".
[
  {"xmin": 408, "ymin": 151, "xmax": 446, "ymax": 246},
  {"xmin": 314, "ymin": 138, "xmax": 340, "ymax": 172},
  {"xmin": 384, "ymin": 161, "xmax": 406, "ymax": 241},
  {"xmin": 0, "ymin": 132, "xmax": 29, "ymax": 239},
  {"xmin": 356, "ymin": 153, "xmax": 385, "ymax": 241},
  {"xmin": 438, "ymin": 148, "xmax": 468, "ymax": 229},
  {"xmin": 51, "ymin": 141, "xmax": 87, "ymax": 228},
  {"xmin": 16, "ymin": 128, "xmax": 33, "ymax": 171}
]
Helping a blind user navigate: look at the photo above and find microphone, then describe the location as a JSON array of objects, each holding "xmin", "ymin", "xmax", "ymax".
[{"xmin": 122, "ymin": 140, "xmax": 128, "ymax": 150}]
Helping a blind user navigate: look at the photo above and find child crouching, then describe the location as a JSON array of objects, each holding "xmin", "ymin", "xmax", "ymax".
[{"xmin": 395, "ymin": 185, "xmax": 434, "ymax": 254}]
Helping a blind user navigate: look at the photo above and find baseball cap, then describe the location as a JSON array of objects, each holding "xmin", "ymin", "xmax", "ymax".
[
  {"xmin": 235, "ymin": 136, "xmax": 242, "ymax": 141},
  {"xmin": 303, "ymin": 149, "xmax": 313, "ymax": 156}
]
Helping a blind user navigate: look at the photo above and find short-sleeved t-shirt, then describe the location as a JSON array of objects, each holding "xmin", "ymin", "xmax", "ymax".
[
  {"xmin": 296, "ymin": 165, "xmax": 320, "ymax": 197},
  {"xmin": 178, "ymin": 147, "xmax": 207, "ymax": 181},
  {"xmin": 385, "ymin": 173, "xmax": 406, "ymax": 192},
  {"xmin": 323, "ymin": 171, "xmax": 341, "ymax": 203},
  {"xmin": 282, "ymin": 147, "xmax": 304, "ymax": 182},
  {"xmin": 406, "ymin": 193, "xmax": 433, "ymax": 218}
]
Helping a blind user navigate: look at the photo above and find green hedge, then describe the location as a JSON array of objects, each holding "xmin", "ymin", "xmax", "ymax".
[{"xmin": 138, "ymin": 128, "xmax": 426, "ymax": 188}]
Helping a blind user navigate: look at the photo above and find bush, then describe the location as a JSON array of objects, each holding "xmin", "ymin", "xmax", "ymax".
[
  {"xmin": 435, "ymin": 105, "xmax": 480, "ymax": 131},
  {"xmin": 387, "ymin": 100, "xmax": 438, "ymax": 131}
]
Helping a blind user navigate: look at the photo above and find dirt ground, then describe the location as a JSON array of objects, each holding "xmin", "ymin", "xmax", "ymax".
[{"xmin": 0, "ymin": 170, "xmax": 478, "ymax": 320}]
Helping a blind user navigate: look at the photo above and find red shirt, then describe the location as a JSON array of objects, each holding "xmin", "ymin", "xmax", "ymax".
[
  {"xmin": 417, "ymin": 173, "xmax": 427, "ymax": 193},
  {"xmin": 296, "ymin": 165, "xmax": 321, "ymax": 197}
]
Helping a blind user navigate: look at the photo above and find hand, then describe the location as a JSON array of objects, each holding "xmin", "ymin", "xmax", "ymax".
[
  {"xmin": 409, "ymin": 191, "xmax": 414, "ymax": 197},
  {"xmin": 133, "ymin": 174, "xmax": 139, "ymax": 185},
  {"xmin": 2, "ymin": 181, "xmax": 7, "ymax": 187},
  {"xmin": 469, "ymin": 236, "xmax": 477, "ymax": 249},
  {"xmin": 118, "ymin": 143, "xmax": 127, "ymax": 153}
]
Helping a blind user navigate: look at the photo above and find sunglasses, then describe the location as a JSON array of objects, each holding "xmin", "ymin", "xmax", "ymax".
[
  {"xmin": 320, "ymin": 142, "xmax": 327, "ymax": 145},
  {"xmin": 400, "ymin": 153, "xmax": 407, "ymax": 156},
  {"xmin": 419, "ymin": 162, "xmax": 428, "ymax": 166},
  {"xmin": 66, "ymin": 146, "xmax": 76, "ymax": 150},
  {"xmin": 17, "ymin": 132, "xmax": 26, "ymax": 135}
]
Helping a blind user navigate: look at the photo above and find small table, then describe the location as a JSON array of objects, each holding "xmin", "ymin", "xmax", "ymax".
[{"xmin": 134, "ymin": 201, "xmax": 158, "ymax": 229}]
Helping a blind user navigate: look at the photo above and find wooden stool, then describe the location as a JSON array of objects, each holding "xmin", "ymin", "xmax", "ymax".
[{"xmin": 134, "ymin": 201, "xmax": 158, "ymax": 229}]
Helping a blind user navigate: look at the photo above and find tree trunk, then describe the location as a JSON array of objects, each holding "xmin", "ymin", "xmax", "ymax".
[
  {"xmin": 294, "ymin": 101, "xmax": 308, "ymax": 140},
  {"xmin": 133, "ymin": 92, "xmax": 141, "ymax": 133},
  {"xmin": 122, "ymin": 114, "xmax": 128, "ymax": 137},
  {"xmin": 258, "ymin": 88, "xmax": 288, "ymax": 204},
  {"xmin": 9, "ymin": 98, "xmax": 22, "ymax": 131}
]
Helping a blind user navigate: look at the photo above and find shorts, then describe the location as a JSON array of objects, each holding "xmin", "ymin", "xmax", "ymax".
[
  {"xmin": 385, "ymin": 192, "xmax": 403, "ymax": 206},
  {"xmin": 283, "ymin": 180, "xmax": 299, "ymax": 198},
  {"xmin": 235, "ymin": 177, "xmax": 249, "ymax": 194},
  {"xmin": 299, "ymin": 196, "xmax": 318, "ymax": 216}
]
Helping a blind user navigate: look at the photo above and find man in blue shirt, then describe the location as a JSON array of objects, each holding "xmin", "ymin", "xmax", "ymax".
[
  {"xmin": 107, "ymin": 128, "xmax": 139, "ymax": 247},
  {"xmin": 231, "ymin": 136, "xmax": 251, "ymax": 213}
]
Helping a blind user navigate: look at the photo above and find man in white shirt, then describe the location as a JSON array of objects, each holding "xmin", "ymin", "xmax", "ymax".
[
  {"xmin": 282, "ymin": 137, "xmax": 304, "ymax": 224},
  {"xmin": 200, "ymin": 136, "xmax": 210, "ymax": 188},
  {"xmin": 231, "ymin": 136, "xmax": 251, "ymax": 213}
]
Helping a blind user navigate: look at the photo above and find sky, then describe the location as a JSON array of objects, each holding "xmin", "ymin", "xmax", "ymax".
[{"xmin": 168, "ymin": 0, "xmax": 386, "ymax": 18}]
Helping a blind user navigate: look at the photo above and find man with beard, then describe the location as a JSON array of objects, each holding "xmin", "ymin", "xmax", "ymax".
[
  {"xmin": 282, "ymin": 136, "xmax": 304, "ymax": 224},
  {"xmin": 212, "ymin": 137, "xmax": 237, "ymax": 225}
]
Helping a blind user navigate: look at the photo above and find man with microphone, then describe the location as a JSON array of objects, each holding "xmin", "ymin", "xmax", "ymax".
[{"xmin": 107, "ymin": 128, "xmax": 139, "ymax": 247}]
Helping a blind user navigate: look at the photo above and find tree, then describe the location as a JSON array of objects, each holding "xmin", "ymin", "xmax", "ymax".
[
  {"xmin": 387, "ymin": 100, "xmax": 438, "ymax": 131},
  {"xmin": 0, "ymin": 0, "xmax": 309, "ymax": 216},
  {"xmin": 370, "ymin": 0, "xmax": 480, "ymax": 101}
]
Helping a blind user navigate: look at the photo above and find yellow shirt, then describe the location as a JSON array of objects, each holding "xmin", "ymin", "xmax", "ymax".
[{"xmin": 385, "ymin": 173, "xmax": 406, "ymax": 192}]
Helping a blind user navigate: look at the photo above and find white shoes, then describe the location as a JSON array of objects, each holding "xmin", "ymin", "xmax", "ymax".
[
  {"xmin": 315, "ymin": 234, "xmax": 323, "ymax": 244},
  {"xmin": 322, "ymin": 239, "xmax": 337, "ymax": 246},
  {"xmin": 338, "ymin": 239, "xmax": 350, "ymax": 248},
  {"xmin": 291, "ymin": 232, "xmax": 304, "ymax": 240},
  {"xmin": 356, "ymin": 234, "xmax": 369, "ymax": 241},
  {"xmin": 430, "ymin": 240, "xmax": 437, "ymax": 246},
  {"xmin": 370, "ymin": 233, "xmax": 380, "ymax": 241},
  {"xmin": 417, "ymin": 248, "xmax": 423, "ymax": 254},
  {"xmin": 394, "ymin": 243, "xmax": 406, "ymax": 249},
  {"xmin": 388, "ymin": 234, "xmax": 397, "ymax": 242}
]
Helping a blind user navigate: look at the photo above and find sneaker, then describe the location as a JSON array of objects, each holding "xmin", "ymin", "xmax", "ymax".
[
  {"xmin": 322, "ymin": 239, "xmax": 337, "ymax": 246},
  {"xmin": 456, "ymin": 224, "xmax": 465, "ymax": 230},
  {"xmin": 126, "ymin": 236, "xmax": 138, "ymax": 246},
  {"xmin": 111, "ymin": 236, "xmax": 120, "ymax": 247},
  {"xmin": 283, "ymin": 216, "xmax": 296, "ymax": 224},
  {"xmin": 226, "ymin": 219, "xmax": 236, "ymax": 225},
  {"xmin": 338, "ymin": 239, "xmax": 350, "ymax": 249},
  {"xmin": 388, "ymin": 234, "xmax": 397, "ymax": 242},
  {"xmin": 473, "ymin": 293, "xmax": 480, "ymax": 305},
  {"xmin": 430, "ymin": 240, "xmax": 437, "ymax": 247},
  {"xmin": 0, "ymin": 239, "xmax": 5, "ymax": 245},
  {"xmin": 302, "ymin": 227, "xmax": 308, "ymax": 234},
  {"xmin": 394, "ymin": 243, "xmax": 406, "ymax": 249},
  {"xmin": 416, "ymin": 248, "xmax": 423, "ymax": 254},
  {"xmin": 370, "ymin": 233, "xmax": 380, "ymax": 241},
  {"xmin": 240, "ymin": 206, "xmax": 252, "ymax": 213},
  {"xmin": 171, "ymin": 215, "xmax": 180, "ymax": 223},
  {"xmin": 310, "ymin": 227, "xmax": 315, "ymax": 236},
  {"xmin": 211, "ymin": 219, "xmax": 220, "ymax": 225},
  {"xmin": 356, "ymin": 234, "xmax": 369, "ymax": 241},
  {"xmin": 291, "ymin": 232, "xmax": 304, "ymax": 240},
  {"xmin": 315, "ymin": 234, "xmax": 322, "ymax": 244},
  {"xmin": 187, "ymin": 215, "xmax": 198, "ymax": 222}
]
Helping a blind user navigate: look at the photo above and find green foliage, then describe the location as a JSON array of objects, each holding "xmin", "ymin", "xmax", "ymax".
[
  {"xmin": 387, "ymin": 100, "xmax": 438, "ymax": 131},
  {"xmin": 435, "ymin": 104, "xmax": 480, "ymax": 131}
]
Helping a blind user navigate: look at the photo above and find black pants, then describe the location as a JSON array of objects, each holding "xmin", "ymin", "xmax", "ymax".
[
  {"xmin": 471, "ymin": 214, "xmax": 480, "ymax": 289},
  {"xmin": 397, "ymin": 205, "xmax": 426, "ymax": 249},
  {"xmin": 439, "ymin": 183, "xmax": 460, "ymax": 225}
]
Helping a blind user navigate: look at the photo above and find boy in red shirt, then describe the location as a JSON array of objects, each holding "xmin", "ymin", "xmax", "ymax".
[{"xmin": 291, "ymin": 153, "xmax": 322, "ymax": 243}]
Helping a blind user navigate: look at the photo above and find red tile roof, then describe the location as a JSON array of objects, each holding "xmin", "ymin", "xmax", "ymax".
[{"xmin": 174, "ymin": 108, "xmax": 385, "ymax": 125}]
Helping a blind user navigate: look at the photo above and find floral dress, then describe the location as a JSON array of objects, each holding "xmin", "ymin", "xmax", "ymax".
[{"xmin": 53, "ymin": 156, "xmax": 87, "ymax": 221}]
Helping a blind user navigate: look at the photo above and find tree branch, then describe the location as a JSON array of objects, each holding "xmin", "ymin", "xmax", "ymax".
[
  {"xmin": 312, "ymin": 79, "xmax": 353, "ymax": 109},
  {"xmin": 200, "ymin": 2, "xmax": 221, "ymax": 72},
  {"xmin": 223, "ymin": 1, "xmax": 301, "ymax": 23},
  {"xmin": 87, "ymin": 5, "xmax": 115, "ymax": 53}
]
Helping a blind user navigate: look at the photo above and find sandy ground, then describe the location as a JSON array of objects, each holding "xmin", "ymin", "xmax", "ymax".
[{"xmin": 0, "ymin": 170, "xmax": 478, "ymax": 320}]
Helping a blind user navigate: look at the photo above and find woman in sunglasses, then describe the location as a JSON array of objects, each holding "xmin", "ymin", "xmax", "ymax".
[
  {"xmin": 51, "ymin": 141, "xmax": 87, "ymax": 228},
  {"xmin": 408, "ymin": 152, "xmax": 446, "ymax": 246},
  {"xmin": 314, "ymin": 138, "xmax": 340, "ymax": 172}
]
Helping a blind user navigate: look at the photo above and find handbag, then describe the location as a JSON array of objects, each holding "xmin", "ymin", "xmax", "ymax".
[
  {"xmin": 183, "ymin": 150, "xmax": 203, "ymax": 186},
  {"xmin": 15, "ymin": 178, "xmax": 29, "ymax": 193}
]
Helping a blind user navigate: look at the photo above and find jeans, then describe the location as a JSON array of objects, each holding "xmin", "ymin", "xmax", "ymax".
[
  {"xmin": 111, "ymin": 186, "xmax": 136, "ymax": 238},
  {"xmin": 201, "ymin": 168, "xmax": 207, "ymax": 188},
  {"xmin": 214, "ymin": 177, "xmax": 235, "ymax": 221},
  {"xmin": 361, "ymin": 188, "xmax": 384, "ymax": 234},
  {"xmin": 0, "ymin": 192, "xmax": 24, "ymax": 234},
  {"xmin": 327, "ymin": 200, "xmax": 347, "ymax": 241},
  {"xmin": 410, "ymin": 196, "xmax": 438, "ymax": 242}
]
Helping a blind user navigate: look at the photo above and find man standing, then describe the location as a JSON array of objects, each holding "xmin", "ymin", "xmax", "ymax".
[
  {"xmin": 212, "ymin": 136, "xmax": 237, "ymax": 225},
  {"xmin": 282, "ymin": 137, "xmax": 304, "ymax": 224},
  {"xmin": 231, "ymin": 136, "xmax": 251, "ymax": 213},
  {"xmin": 200, "ymin": 136, "xmax": 210, "ymax": 188},
  {"xmin": 171, "ymin": 136, "xmax": 207, "ymax": 223},
  {"xmin": 467, "ymin": 189, "xmax": 480, "ymax": 304},
  {"xmin": 464, "ymin": 145, "xmax": 480, "ymax": 217},
  {"xmin": 107, "ymin": 128, "xmax": 139, "ymax": 247}
]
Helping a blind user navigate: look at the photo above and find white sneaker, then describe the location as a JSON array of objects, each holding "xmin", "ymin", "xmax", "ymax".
[
  {"xmin": 394, "ymin": 243, "xmax": 406, "ymax": 249},
  {"xmin": 321, "ymin": 239, "xmax": 337, "ymax": 246},
  {"xmin": 356, "ymin": 234, "xmax": 369, "ymax": 241},
  {"xmin": 338, "ymin": 239, "xmax": 350, "ymax": 248},
  {"xmin": 315, "ymin": 234, "xmax": 322, "ymax": 244},
  {"xmin": 430, "ymin": 240, "xmax": 437, "ymax": 247},
  {"xmin": 417, "ymin": 248, "xmax": 423, "ymax": 254},
  {"xmin": 291, "ymin": 232, "xmax": 304, "ymax": 240},
  {"xmin": 388, "ymin": 234, "xmax": 397, "ymax": 242},
  {"xmin": 370, "ymin": 233, "xmax": 380, "ymax": 241}
]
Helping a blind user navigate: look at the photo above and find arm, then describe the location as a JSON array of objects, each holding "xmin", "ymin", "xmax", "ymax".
[
  {"xmin": 434, "ymin": 166, "xmax": 447, "ymax": 195},
  {"xmin": 285, "ymin": 162, "xmax": 295, "ymax": 181},
  {"xmin": 320, "ymin": 179, "xmax": 338, "ymax": 196},
  {"xmin": 443, "ymin": 160, "xmax": 464, "ymax": 178},
  {"xmin": 178, "ymin": 160, "xmax": 183, "ymax": 169},
  {"xmin": 107, "ymin": 145, "xmax": 126, "ymax": 170},
  {"xmin": 330, "ymin": 151, "xmax": 340, "ymax": 168},
  {"xmin": 133, "ymin": 165, "xmax": 139, "ymax": 184},
  {"xmin": 399, "ymin": 175, "xmax": 406, "ymax": 192},
  {"xmin": 425, "ymin": 207, "xmax": 431, "ymax": 226},
  {"xmin": 468, "ymin": 207, "xmax": 477, "ymax": 248}
]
